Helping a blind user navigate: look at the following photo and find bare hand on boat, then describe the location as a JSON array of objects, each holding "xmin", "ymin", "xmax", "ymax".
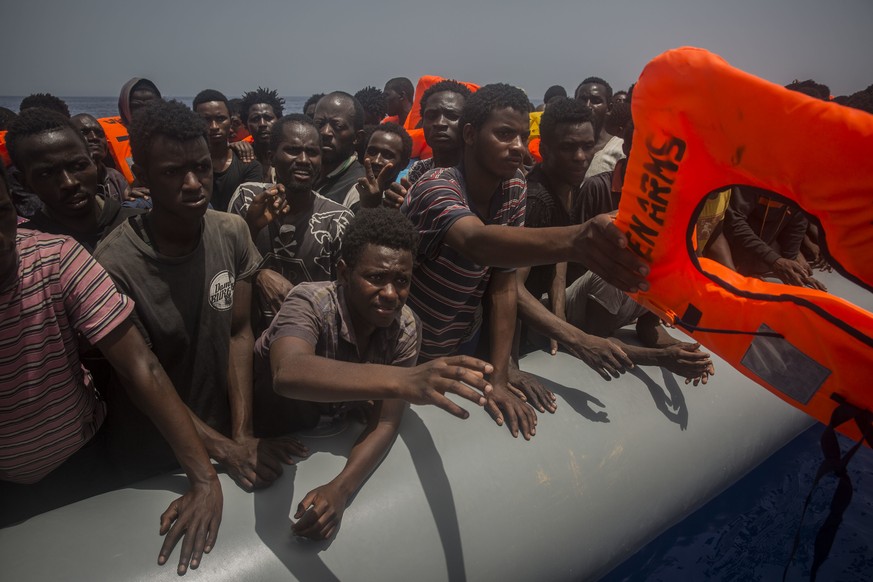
[
  {"xmin": 659, "ymin": 342, "xmax": 715, "ymax": 385},
  {"xmin": 567, "ymin": 332, "xmax": 634, "ymax": 380},
  {"xmin": 400, "ymin": 355, "xmax": 494, "ymax": 419},
  {"xmin": 292, "ymin": 482, "xmax": 347, "ymax": 540},
  {"xmin": 219, "ymin": 435, "xmax": 308, "ymax": 490},
  {"xmin": 157, "ymin": 476, "xmax": 223, "ymax": 575},
  {"xmin": 577, "ymin": 214, "xmax": 650, "ymax": 293},
  {"xmin": 484, "ymin": 382, "xmax": 537, "ymax": 440},
  {"xmin": 508, "ymin": 362, "xmax": 556, "ymax": 413}
]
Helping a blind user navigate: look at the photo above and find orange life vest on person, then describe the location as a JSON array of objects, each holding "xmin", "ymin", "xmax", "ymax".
[
  {"xmin": 0, "ymin": 131, "xmax": 9, "ymax": 167},
  {"xmin": 394, "ymin": 75, "xmax": 479, "ymax": 161},
  {"xmin": 98, "ymin": 116, "xmax": 135, "ymax": 184},
  {"xmin": 614, "ymin": 47, "xmax": 873, "ymax": 443}
]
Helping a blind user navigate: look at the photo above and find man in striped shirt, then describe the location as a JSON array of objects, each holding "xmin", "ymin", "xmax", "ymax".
[
  {"xmin": 0, "ymin": 163, "xmax": 222, "ymax": 575},
  {"xmin": 402, "ymin": 84, "xmax": 651, "ymax": 440}
]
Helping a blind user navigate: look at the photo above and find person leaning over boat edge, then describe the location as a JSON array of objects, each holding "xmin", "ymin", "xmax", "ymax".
[
  {"xmin": 94, "ymin": 100, "xmax": 308, "ymax": 492},
  {"xmin": 401, "ymin": 83, "xmax": 650, "ymax": 440},
  {"xmin": 257, "ymin": 208, "xmax": 494, "ymax": 540},
  {"xmin": 0, "ymin": 162, "xmax": 222, "ymax": 576}
]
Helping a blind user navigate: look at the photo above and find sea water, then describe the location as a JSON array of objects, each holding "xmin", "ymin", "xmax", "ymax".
[
  {"xmin": 603, "ymin": 426, "xmax": 872, "ymax": 581},
  {"xmin": 2, "ymin": 95, "xmax": 871, "ymax": 582},
  {"xmin": 0, "ymin": 95, "xmax": 311, "ymax": 119}
]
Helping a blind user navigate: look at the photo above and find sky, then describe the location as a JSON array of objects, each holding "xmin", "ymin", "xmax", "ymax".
[{"xmin": 2, "ymin": 0, "xmax": 871, "ymax": 99}]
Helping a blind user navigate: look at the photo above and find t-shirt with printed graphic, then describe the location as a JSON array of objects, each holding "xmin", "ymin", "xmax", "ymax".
[
  {"xmin": 93, "ymin": 210, "xmax": 261, "ymax": 471},
  {"xmin": 230, "ymin": 183, "xmax": 353, "ymax": 285}
]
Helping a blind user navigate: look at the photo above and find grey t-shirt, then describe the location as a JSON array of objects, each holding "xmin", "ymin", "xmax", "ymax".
[
  {"xmin": 94, "ymin": 210, "xmax": 261, "ymax": 471},
  {"xmin": 230, "ymin": 183, "xmax": 353, "ymax": 285}
]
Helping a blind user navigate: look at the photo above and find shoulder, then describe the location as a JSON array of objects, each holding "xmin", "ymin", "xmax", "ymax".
[
  {"xmin": 204, "ymin": 209, "xmax": 250, "ymax": 238},
  {"xmin": 16, "ymin": 229, "xmax": 74, "ymax": 267}
]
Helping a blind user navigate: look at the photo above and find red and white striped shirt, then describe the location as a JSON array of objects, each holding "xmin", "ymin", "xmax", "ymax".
[{"xmin": 0, "ymin": 229, "xmax": 132, "ymax": 484}]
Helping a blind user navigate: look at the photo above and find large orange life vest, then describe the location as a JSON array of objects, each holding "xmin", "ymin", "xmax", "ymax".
[
  {"xmin": 97, "ymin": 116, "xmax": 135, "ymax": 184},
  {"xmin": 614, "ymin": 47, "xmax": 873, "ymax": 443}
]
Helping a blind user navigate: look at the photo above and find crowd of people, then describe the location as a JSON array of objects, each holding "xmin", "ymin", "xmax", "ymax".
[{"xmin": 1, "ymin": 73, "xmax": 870, "ymax": 574}]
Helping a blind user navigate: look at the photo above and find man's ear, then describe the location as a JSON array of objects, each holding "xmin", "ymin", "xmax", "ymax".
[
  {"xmin": 462, "ymin": 123, "xmax": 475, "ymax": 147},
  {"xmin": 337, "ymin": 258, "xmax": 348, "ymax": 285},
  {"xmin": 353, "ymin": 129, "xmax": 366, "ymax": 148},
  {"xmin": 131, "ymin": 163, "xmax": 149, "ymax": 188}
]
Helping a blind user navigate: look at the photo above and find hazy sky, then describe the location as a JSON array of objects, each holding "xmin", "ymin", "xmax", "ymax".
[{"xmin": 2, "ymin": 0, "xmax": 871, "ymax": 99}]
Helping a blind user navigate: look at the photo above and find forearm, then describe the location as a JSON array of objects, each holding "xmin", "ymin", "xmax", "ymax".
[
  {"xmin": 457, "ymin": 224, "xmax": 584, "ymax": 268},
  {"xmin": 516, "ymin": 283, "xmax": 580, "ymax": 346},
  {"xmin": 227, "ymin": 330, "xmax": 255, "ymax": 439},
  {"xmin": 610, "ymin": 339, "xmax": 666, "ymax": 367},
  {"xmin": 549, "ymin": 262, "xmax": 567, "ymax": 322},
  {"xmin": 329, "ymin": 400, "xmax": 405, "ymax": 498},
  {"xmin": 273, "ymin": 354, "xmax": 407, "ymax": 401},
  {"xmin": 488, "ymin": 271, "xmax": 518, "ymax": 387}
]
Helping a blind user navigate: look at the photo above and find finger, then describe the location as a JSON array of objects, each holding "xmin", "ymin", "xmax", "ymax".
[
  {"xmin": 363, "ymin": 157, "xmax": 376, "ymax": 183},
  {"xmin": 443, "ymin": 354, "xmax": 494, "ymax": 376},
  {"xmin": 205, "ymin": 513, "xmax": 220, "ymax": 554},
  {"xmin": 440, "ymin": 377, "xmax": 489, "ymax": 406},
  {"xmin": 506, "ymin": 383, "xmax": 527, "ymax": 401},
  {"xmin": 188, "ymin": 524, "xmax": 208, "ymax": 570},
  {"xmin": 484, "ymin": 398, "xmax": 504, "ymax": 426},
  {"xmin": 429, "ymin": 391, "xmax": 470, "ymax": 419},
  {"xmin": 376, "ymin": 163, "xmax": 394, "ymax": 190},
  {"xmin": 503, "ymin": 405, "xmax": 520, "ymax": 438},
  {"xmin": 294, "ymin": 492, "xmax": 317, "ymax": 520},
  {"xmin": 400, "ymin": 176, "xmax": 411, "ymax": 189},
  {"xmin": 176, "ymin": 520, "xmax": 199, "ymax": 575},
  {"xmin": 550, "ymin": 338, "xmax": 558, "ymax": 356},
  {"xmin": 159, "ymin": 500, "xmax": 179, "ymax": 536}
]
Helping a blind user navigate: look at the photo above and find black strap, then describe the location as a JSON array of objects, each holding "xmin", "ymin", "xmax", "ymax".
[{"xmin": 782, "ymin": 395, "xmax": 872, "ymax": 581}]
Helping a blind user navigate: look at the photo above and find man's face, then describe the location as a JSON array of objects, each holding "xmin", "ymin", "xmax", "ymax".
[
  {"xmin": 575, "ymin": 83, "xmax": 610, "ymax": 130},
  {"xmin": 0, "ymin": 171, "xmax": 18, "ymax": 288},
  {"xmin": 195, "ymin": 101, "xmax": 231, "ymax": 150},
  {"xmin": 314, "ymin": 96, "xmax": 358, "ymax": 165},
  {"xmin": 271, "ymin": 122, "xmax": 322, "ymax": 193},
  {"xmin": 71, "ymin": 114, "xmax": 108, "ymax": 162},
  {"xmin": 129, "ymin": 87, "xmax": 160, "ymax": 120},
  {"xmin": 340, "ymin": 243, "xmax": 413, "ymax": 330},
  {"xmin": 422, "ymin": 91, "xmax": 464, "ymax": 154},
  {"xmin": 465, "ymin": 107, "xmax": 530, "ymax": 180},
  {"xmin": 17, "ymin": 127, "xmax": 99, "ymax": 220},
  {"xmin": 363, "ymin": 131, "xmax": 404, "ymax": 183},
  {"xmin": 542, "ymin": 121, "xmax": 596, "ymax": 186},
  {"xmin": 246, "ymin": 103, "xmax": 277, "ymax": 147},
  {"xmin": 383, "ymin": 86, "xmax": 403, "ymax": 117},
  {"xmin": 138, "ymin": 135, "xmax": 212, "ymax": 221}
]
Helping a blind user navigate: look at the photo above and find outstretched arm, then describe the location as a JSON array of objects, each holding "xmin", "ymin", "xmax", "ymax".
[
  {"xmin": 97, "ymin": 319, "xmax": 222, "ymax": 576},
  {"xmin": 443, "ymin": 213, "xmax": 649, "ymax": 292},
  {"xmin": 270, "ymin": 336, "xmax": 494, "ymax": 419}
]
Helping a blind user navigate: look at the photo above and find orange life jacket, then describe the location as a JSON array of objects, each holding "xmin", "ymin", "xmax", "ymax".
[
  {"xmin": 614, "ymin": 47, "xmax": 873, "ymax": 443},
  {"xmin": 98, "ymin": 116, "xmax": 135, "ymax": 184},
  {"xmin": 0, "ymin": 130, "xmax": 9, "ymax": 167},
  {"xmin": 397, "ymin": 75, "xmax": 479, "ymax": 161}
]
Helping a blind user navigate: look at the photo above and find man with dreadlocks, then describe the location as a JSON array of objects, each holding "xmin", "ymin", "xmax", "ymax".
[{"xmin": 240, "ymin": 87, "xmax": 285, "ymax": 181}]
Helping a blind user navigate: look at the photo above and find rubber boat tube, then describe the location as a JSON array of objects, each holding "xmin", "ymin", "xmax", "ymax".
[{"xmin": 1, "ymin": 270, "xmax": 866, "ymax": 581}]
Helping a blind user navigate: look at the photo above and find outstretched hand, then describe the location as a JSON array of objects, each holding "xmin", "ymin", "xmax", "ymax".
[
  {"xmin": 292, "ymin": 483, "xmax": 348, "ymax": 540},
  {"xmin": 229, "ymin": 140, "xmax": 255, "ymax": 163},
  {"xmin": 400, "ymin": 355, "xmax": 494, "ymax": 418},
  {"xmin": 567, "ymin": 332, "xmax": 634, "ymax": 380},
  {"xmin": 660, "ymin": 342, "xmax": 715, "ymax": 385},
  {"xmin": 157, "ymin": 478, "xmax": 223, "ymax": 575},
  {"xmin": 484, "ymin": 383, "xmax": 538, "ymax": 440},
  {"xmin": 356, "ymin": 158, "xmax": 396, "ymax": 209},
  {"xmin": 508, "ymin": 363, "xmax": 556, "ymax": 413},
  {"xmin": 577, "ymin": 214, "xmax": 650, "ymax": 293}
]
